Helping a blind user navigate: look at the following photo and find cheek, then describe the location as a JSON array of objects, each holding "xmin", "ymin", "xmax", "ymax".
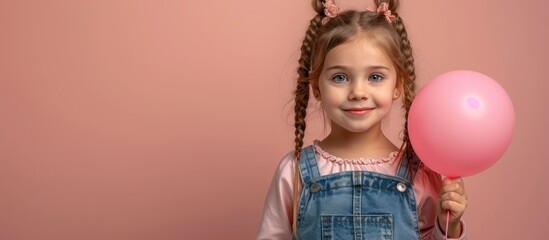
[
  {"xmin": 318, "ymin": 86, "xmax": 343, "ymax": 105},
  {"xmin": 318, "ymin": 83, "xmax": 332, "ymax": 100},
  {"xmin": 317, "ymin": 80, "xmax": 328, "ymax": 94},
  {"xmin": 373, "ymin": 89, "xmax": 397, "ymax": 106}
]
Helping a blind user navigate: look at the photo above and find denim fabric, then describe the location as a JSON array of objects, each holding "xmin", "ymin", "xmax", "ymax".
[{"xmin": 293, "ymin": 146, "xmax": 421, "ymax": 240}]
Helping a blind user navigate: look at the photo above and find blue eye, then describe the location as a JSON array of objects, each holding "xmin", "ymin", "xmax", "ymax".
[
  {"xmin": 332, "ymin": 74, "xmax": 348, "ymax": 83},
  {"xmin": 369, "ymin": 74, "xmax": 383, "ymax": 82}
]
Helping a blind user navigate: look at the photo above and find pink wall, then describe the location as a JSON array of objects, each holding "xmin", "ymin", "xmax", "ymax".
[{"xmin": 1, "ymin": 0, "xmax": 547, "ymax": 239}]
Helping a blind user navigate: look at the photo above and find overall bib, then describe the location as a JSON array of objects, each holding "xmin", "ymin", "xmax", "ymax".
[{"xmin": 293, "ymin": 145, "xmax": 421, "ymax": 240}]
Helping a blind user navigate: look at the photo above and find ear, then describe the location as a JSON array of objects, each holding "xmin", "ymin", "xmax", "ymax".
[
  {"xmin": 393, "ymin": 89, "xmax": 400, "ymax": 100},
  {"xmin": 313, "ymin": 89, "xmax": 321, "ymax": 100},
  {"xmin": 393, "ymin": 78, "xmax": 403, "ymax": 100}
]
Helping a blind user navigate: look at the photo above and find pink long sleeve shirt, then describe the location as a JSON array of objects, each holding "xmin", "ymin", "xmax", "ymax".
[{"xmin": 257, "ymin": 141, "xmax": 466, "ymax": 240}]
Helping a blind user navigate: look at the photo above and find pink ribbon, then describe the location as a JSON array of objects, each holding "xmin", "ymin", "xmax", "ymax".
[
  {"xmin": 368, "ymin": 2, "xmax": 395, "ymax": 23},
  {"xmin": 322, "ymin": 0, "xmax": 340, "ymax": 25},
  {"xmin": 321, "ymin": 1, "xmax": 395, "ymax": 25}
]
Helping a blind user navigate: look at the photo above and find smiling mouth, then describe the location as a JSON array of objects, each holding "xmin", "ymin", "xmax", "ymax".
[{"xmin": 343, "ymin": 108, "xmax": 373, "ymax": 115}]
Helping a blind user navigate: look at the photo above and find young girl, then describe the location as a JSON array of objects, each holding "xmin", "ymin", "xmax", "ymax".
[{"xmin": 257, "ymin": 0, "xmax": 467, "ymax": 239}]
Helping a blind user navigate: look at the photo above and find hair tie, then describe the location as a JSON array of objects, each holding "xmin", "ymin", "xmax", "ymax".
[
  {"xmin": 368, "ymin": 2, "xmax": 395, "ymax": 23},
  {"xmin": 321, "ymin": 1, "xmax": 395, "ymax": 25},
  {"xmin": 322, "ymin": 0, "xmax": 340, "ymax": 25}
]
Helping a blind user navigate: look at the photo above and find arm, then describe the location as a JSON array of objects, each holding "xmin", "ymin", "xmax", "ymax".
[{"xmin": 256, "ymin": 152, "xmax": 298, "ymax": 240}]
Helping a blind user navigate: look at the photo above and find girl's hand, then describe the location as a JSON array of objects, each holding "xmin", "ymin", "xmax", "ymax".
[{"xmin": 437, "ymin": 177, "xmax": 467, "ymax": 238}]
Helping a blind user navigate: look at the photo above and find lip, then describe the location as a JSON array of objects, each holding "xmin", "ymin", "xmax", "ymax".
[{"xmin": 343, "ymin": 108, "xmax": 374, "ymax": 116}]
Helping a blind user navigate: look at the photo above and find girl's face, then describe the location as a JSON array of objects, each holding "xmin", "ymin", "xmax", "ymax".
[{"xmin": 316, "ymin": 35, "xmax": 400, "ymax": 134}]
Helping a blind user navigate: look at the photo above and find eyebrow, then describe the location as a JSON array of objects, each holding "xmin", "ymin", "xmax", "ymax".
[{"xmin": 324, "ymin": 65, "xmax": 390, "ymax": 71}]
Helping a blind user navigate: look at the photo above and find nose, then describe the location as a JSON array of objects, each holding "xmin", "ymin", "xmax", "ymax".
[{"xmin": 348, "ymin": 81, "xmax": 368, "ymax": 101}]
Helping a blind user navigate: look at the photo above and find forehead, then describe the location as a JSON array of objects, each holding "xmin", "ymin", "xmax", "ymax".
[{"xmin": 323, "ymin": 34, "xmax": 394, "ymax": 69}]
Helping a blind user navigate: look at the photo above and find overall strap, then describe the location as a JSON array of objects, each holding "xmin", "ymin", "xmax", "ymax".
[
  {"xmin": 396, "ymin": 153, "xmax": 421, "ymax": 182},
  {"xmin": 298, "ymin": 145, "xmax": 321, "ymax": 184}
]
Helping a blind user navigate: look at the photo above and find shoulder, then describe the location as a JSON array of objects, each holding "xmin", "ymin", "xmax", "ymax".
[
  {"xmin": 275, "ymin": 145, "xmax": 318, "ymax": 175},
  {"xmin": 414, "ymin": 161, "xmax": 443, "ymax": 190},
  {"xmin": 268, "ymin": 150, "xmax": 299, "ymax": 189},
  {"xmin": 273, "ymin": 150, "xmax": 297, "ymax": 176},
  {"xmin": 270, "ymin": 145, "xmax": 318, "ymax": 189},
  {"xmin": 278, "ymin": 150, "xmax": 297, "ymax": 170}
]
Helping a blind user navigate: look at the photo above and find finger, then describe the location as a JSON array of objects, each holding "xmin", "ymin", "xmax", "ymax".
[
  {"xmin": 440, "ymin": 199, "xmax": 467, "ymax": 218},
  {"xmin": 441, "ymin": 178, "xmax": 466, "ymax": 195},
  {"xmin": 442, "ymin": 184, "xmax": 465, "ymax": 196},
  {"xmin": 440, "ymin": 191, "xmax": 468, "ymax": 205},
  {"xmin": 442, "ymin": 177, "xmax": 463, "ymax": 185},
  {"xmin": 441, "ymin": 177, "xmax": 453, "ymax": 186},
  {"xmin": 439, "ymin": 192, "xmax": 467, "ymax": 206},
  {"xmin": 440, "ymin": 199, "xmax": 467, "ymax": 215}
]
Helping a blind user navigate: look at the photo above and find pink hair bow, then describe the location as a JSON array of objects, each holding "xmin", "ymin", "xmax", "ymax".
[
  {"xmin": 368, "ymin": 2, "xmax": 395, "ymax": 23},
  {"xmin": 322, "ymin": 0, "xmax": 340, "ymax": 25}
]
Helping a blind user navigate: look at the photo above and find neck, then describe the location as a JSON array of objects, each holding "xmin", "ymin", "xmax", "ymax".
[{"xmin": 320, "ymin": 122, "xmax": 397, "ymax": 159}]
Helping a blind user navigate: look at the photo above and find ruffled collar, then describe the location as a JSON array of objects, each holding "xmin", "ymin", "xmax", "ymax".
[{"xmin": 313, "ymin": 140, "xmax": 398, "ymax": 165}]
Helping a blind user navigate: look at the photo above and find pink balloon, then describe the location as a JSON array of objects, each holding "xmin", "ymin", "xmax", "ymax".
[{"xmin": 408, "ymin": 70, "xmax": 515, "ymax": 177}]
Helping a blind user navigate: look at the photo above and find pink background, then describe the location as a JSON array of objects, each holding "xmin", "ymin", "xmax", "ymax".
[{"xmin": 1, "ymin": 0, "xmax": 547, "ymax": 239}]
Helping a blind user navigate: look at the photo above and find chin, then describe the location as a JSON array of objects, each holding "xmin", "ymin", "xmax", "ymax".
[
  {"xmin": 329, "ymin": 118, "xmax": 380, "ymax": 134},
  {"xmin": 340, "ymin": 125, "xmax": 375, "ymax": 133}
]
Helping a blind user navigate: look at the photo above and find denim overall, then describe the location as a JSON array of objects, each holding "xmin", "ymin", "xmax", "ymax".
[{"xmin": 293, "ymin": 145, "xmax": 421, "ymax": 240}]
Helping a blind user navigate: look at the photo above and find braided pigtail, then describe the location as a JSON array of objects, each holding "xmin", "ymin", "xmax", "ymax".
[
  {"xmin": 389, "ymin": 2, "xmax": 419, "ymax": 179},
  {"xmin": 374, "ymin": 0, "xmax": 418, "ymax": 178},
  {"xmin": 294, "ymin": 4, "xmax": 323, "ymax": 171},
  {"xmin": 393, "ymin": 13, "xmax": 416, "ymax": 155},
  {"xmin": 291, "ymin": 1, "xmax": 324, "ymax": 237}
]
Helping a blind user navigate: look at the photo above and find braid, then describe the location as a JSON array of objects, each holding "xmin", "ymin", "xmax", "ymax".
[
  {"xmin": 293, "ymin": 15, "xmax": 322, "ymax": 161},
  {"xmin": 392, "ymin": 12, "xmax": 419, "ymax": 179},
  {"xmin": 292, "ymin": 4, "xmax": 323, "ymax": 236},
  {"xmin": 293, "ymin": 82, "xmax": 308, "ymax": 161},
  {"xmin": 374, "ymin": 0, "xmax": 416, "ymax": 160}
]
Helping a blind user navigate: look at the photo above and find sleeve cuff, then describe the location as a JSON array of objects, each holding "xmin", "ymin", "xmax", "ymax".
[{"xmin": 433, "ymin": 217, "xmax": 467, "ymax": 240}]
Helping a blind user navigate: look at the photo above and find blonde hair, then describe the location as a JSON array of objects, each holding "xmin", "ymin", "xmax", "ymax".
[{"xmin": 291, "ymin": 0, "xmax": 417, "ymax": 236}]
